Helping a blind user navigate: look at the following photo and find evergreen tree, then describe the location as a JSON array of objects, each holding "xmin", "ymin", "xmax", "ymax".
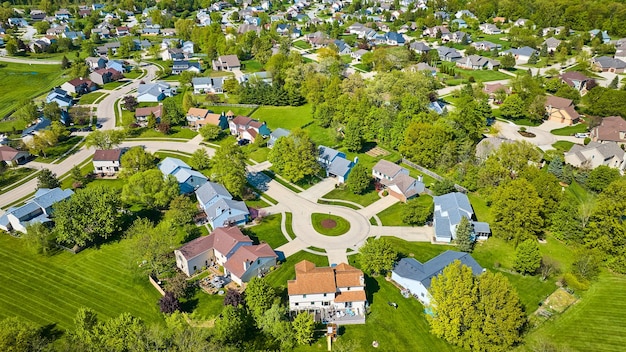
[
  {"xmin": 61, "ymin": 55, "xmax": 71, "ymax": 69},
  {"xmin": 609, "ymin": 76, "xmax": 619, "ymax": 89},
  {"xmin": 454, "ymin": 216, "xmax": 474, "ymax": 252},
  {"xmin": 513, "ymin": 239, "xmax": 541, "ymax": 275},
  {"xmin": 547, "ymin": 155, "xmax": 564, "ymax": 180}
]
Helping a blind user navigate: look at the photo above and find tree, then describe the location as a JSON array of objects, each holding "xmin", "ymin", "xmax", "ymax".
[
  {"xmin": 34, "ymin": 20, "xmax": 50, "ymax": 34},
  {"xmin": 174, "ymin": 18, "xmax": 195, "ymax": 41},
  {"xmin": 69, "ymin": 62, "xmax": 90, "ymax": 79},
  {"xmin": 162, "ymin": 98, "xmax": 184, "ymax": 125},
  {"xmin": 358, "ymin": 238, "xmax": 398, "ymax": 275},
  {"xmin": 61, "ymin": 55, "xmax": 71, "ymax": 69},
  {"xmin": 54, "ymin": 186, "xmax": 121, "ymax": 247},
  {"xmin": 160, "ymin": 292, "xmax": 181, "ymax": 314},
  {"xmin": 223, "ymin": 288, "xmax": 245, "ymax": 307},
  {"xmin": 293, "ymin": 312, "xmax": 316, "ymax": 346},
  {"xmin": 540, "ymin": 257, "xmax": 560, "ymax": 281},
  {"xmin": 14, "ymin": 100, "xmax": 39, "ymax": 124},
  {"xmin": 126, "ymin": 218, "xmax": 177, "ymax": 276},
  {"xmin": 166, "ymin": 272, "xmax": 191, "ymax": 299},
  {"xmin": 120, "ymin": 146, "xmax": 156, "ymax": 177},
  {"xmin": 189, "ymin": 148, "xmax": 211, "ymax": 170},
  {"xmin": 182, "ymin": 91, "xmax": 195, "ymax": 112},
  {"xmin": 500, "ymin": 53, "xmax": 516, "ymax": 69},
  {"xmin": 122, "ymin": 95, "xmax": 138, "ymax": 111},
  {"xmin": 165, "ymin": 195, "xmax": 197, "ymax": 224},
  {"xmin": 347, "ymin": 163, "xmax": 370, "ymax": 194},
  {"xmin": 85, "ymin": 130, "xmax": 126, "ymax": 150},
  {"xmin": 431, "ymin": 179, "xmax": 456, "ymax": 196},
  {"xmin": 491, "ymin": 179, "xmax": 544, "ymax": 245},
  {"xmin": 269, "ymin": 129, "xmax": 319, "ymax": 183},
  {"xmin": 586, "ymin": 165, "xmax": 620, "ymax": 193},
  {"xmin": 213, "ymin": 305, "xmax": 250, "ymax": 344},
  {"xmin": 0, "ymin": 316, "xmax": 48, "ymax": 352},
  {"xmin": 400, "ymin": 122, "xmax": 454, "ymax": 169},
  {"xmin": 37, "ymin": 168, "xmax": 60, "ymax": 189},
  {"xmin": 343, "ymin": 117, "xmax": 364, "ymax": 152},
  {"xmin": 609, "ymin": 76, "xmax": 619, "ymax": 89},
  {"xmin": 122, "ymin": 169, "xmax": 179, "ymax": 209},
  {"xmin": 514, "ymin": 239, "xmax": 542, "ymax": 275},
  {"xmin": 23, "ymin": 222, "xmax": 55, "ymax": 255},
  {"xmin": 499, "ymin": 94, "xmax": 527, "ymax": 120},
  {"xmin": 572, "ymin": 250, "xmax": 601, "ymax": 281},
  {"xmin": 245, "ymin": 277, "xmax": 277, "ymax": 323},
  {"xmin": 43, "ymin": 102, "xmax": 62, "ymax": 121},
  {"xmin": 258, "ymin": 303, "xmax": 295, "ymax": 350},
  {"xmin": 199, "ymin": 124, "xmax": 222, "ymax": 141},
  {"xmin": 454, "ymin": 216, "xmax": 474, "ymax": 252},
  {"xmin": 402, "ymin": 197, "xmax": 433, "ymax": 226},
  {"xmin": 211, "ymin": 143, "xmax": 247, "ymax": 197},
  {"xmin": 70, "ymin": 165, "xmax": 87, "ymax": 188}
]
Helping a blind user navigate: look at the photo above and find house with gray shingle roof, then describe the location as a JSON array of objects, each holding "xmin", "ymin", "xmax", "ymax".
[
  {"xmin": 500, "ymin": 46, "xmax": 537, "ymax": 64},
  {"xmin": 318, "ymin": 146, "xmax": 354, "ymax": 183},
  {"xmin": 591, "ymin": 56, "xmax": 626, "ymax": 73},
  {"xmin": 372, "ymin": 160, "xmax": 424, "ymax": 202},
  {"xmin": 195, "ymin": 181, "xmax": 249, "ymax": 229},
  {"xmin": 0, "ymin": 188, "xmax": 74, "ymax": 233},
  {"xmin": 456, "ymin": 55, "xmax": 500, "ymax": 70},
  {"xmin": 268, "ymin": 128, "xmax": 290, "ymax": 148},
  {"xmin": 159, "ymin": 157, "xmax": 208, "ymax": 194},
  {"xmin": 391, "ymin": 251, "xmax": 483, "ymax": 305},
  {"xmin": 565, "ymin": 142, "xmax": 626, "ymax": 172},
  {"xmin": 433, "ymin": 192, "xmax": 490, "ymax": 243},
  {"xmin": 543, "ymin": 37, "xmax": 561, "ymax": 53}
]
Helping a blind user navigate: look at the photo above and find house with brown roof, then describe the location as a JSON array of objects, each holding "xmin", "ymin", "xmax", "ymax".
[
  {"xmin": 174, "ymin": 227, "xmax": 277, "ymax": 283},
  {"xmin": 93, "ymin": 149, "xmax": 123, "ymax": 175},
  {"xmin": 228, "ymin": 116, "xmax": 271, "ymax": 141},
  {"xmin": 288, "ymin": 260, "xmax": 367, "ymax": 324},
  {"xmin": 565, "ymin": 141, "xmax": 625, "ymax": 172},
  {"xmin": 0, "ymin": 146, "xmax": 29, "ymax": 166},
  {"xmin": 591, "ymin": 116, "xmax": 626, "ymax": 145},
  {"xmin": 212, "ymin": 55, "xmax": 241, "ymax": 71},
  {"xmin": 89, "ymin": 67, "xmax": 123, "ymax": 85},
  {"xmin": 545, "ymin": 96, "xmax": 580, "ymax": 125},
  {"xmin": 187, "ymin": 108, "xmax": 228, "ymax": 131},
  {"xmin": 61, "ymin": 78, "xmax": 98, "ymax": 95},
  {"xmin": 559, "ymin": 71, "xmax": 591, "ymax": 94},
  {"xmin": 483, "ymin": 83, "xmax": 511, "ymax": 103},
  {"xmin": 372, "ymin": 160, "xmax": 424, "ymax": 202},
  {"xmin": 135, "ymin": 105, "xmax": 163, "ymax": 126}
]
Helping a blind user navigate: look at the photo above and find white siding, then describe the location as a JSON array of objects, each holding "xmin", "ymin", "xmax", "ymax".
[
  {"xmin": 391, "ymin": 272, "xmax": 431, "ymax": 305},
  {"xmin": 289, "ymin": 292, "xmax": 334, "ymax": 311}
]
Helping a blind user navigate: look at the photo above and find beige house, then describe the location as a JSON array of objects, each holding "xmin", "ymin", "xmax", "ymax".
[
  {"xmin": 591, "ymin": 116, "xmax": 626, "ymax": 145},
  {"xmin": 545, "ymin": 96, "xmax": 580, "ymax": 125},
  {"xmin": 565, "ymin": 142, "xmax": 626, "ymax": 172},
  {"xmin": 372, "ymin": 160, "xmax": 424, "ymax": 202}
]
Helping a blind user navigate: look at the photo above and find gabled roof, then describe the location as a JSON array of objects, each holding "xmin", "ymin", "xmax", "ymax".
[
  {"xmin": 158, "ymin": 157, "xmax": 191, "ymax": 175},
  {"xmin": 288, "ymin": 260, "xmax": 340, "ymax": 294},
  {"xmin": 172, "ymin": 168, "xmax": 207, "ymax": 185},
  {"xmin": 187, "ymin": 107, "xmax": 209, "ymax": 118},
  {"xmin": 195, "ymin": 181, "xmax": 232, "ymax": 205},
  {"xmin": 433, "ymin": 192, "xmax": 474, "ymax": 240},
  {"xmin": 373, "ymin": 160, "xmax": 404, "ymax": 178},
  {"xmin": 393, "ymin": 251, "xmax": 483, "ymax": 289},
  {"xmin": 232, "ymin": 115, "xmax": 253, "ymax": 127},
  {"xmin": 135, "ymin": 105, "xmax": 163, "ymax": 118},
  {"xmin": 0, "ymin": 146, "xmax": 27, "ymax": 161},
  {"xmin": 31, "ymin": 187, "xmax": 74, "ymax": 211},
  {"xmin": 390, "ymin": 173, "xmax": 423, "ymax": 198},
  {"xmin": 270, "ymin": 128, "xmax": 290, "ymax": 139},
  {"xmin": 93, "ymin": 149, "xmax": 122, "ymax": 161},
  {"xmin": 211, "ymin": 226, "xmax": 253, "ymax": 256},
  {"xmin": 593, "ymin": 116, "xmax": 626, "ymax": 142},
  {"xmin": 545, "ymin": 95, "xmax": 573, "ymax": 109},
  {"xmin": 224, "ymin": 243, "xmax": 277, "ymax": 278}
]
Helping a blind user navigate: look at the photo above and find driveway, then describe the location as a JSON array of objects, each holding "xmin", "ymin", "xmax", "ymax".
[
  {"xmin": 357, "ymin": 195, "xmax": 398, "ymax": 219},
  {"xmin": 298, "ymin": 178, "xmax": 337, "ymax": 202}
]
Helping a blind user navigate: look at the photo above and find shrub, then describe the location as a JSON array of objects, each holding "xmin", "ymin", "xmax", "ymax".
[{"xmin": 562, "ymin": 273, "xmax": 589, "ymax": 291}]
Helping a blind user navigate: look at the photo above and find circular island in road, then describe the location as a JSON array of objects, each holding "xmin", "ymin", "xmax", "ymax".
[{"xmin": 311, "ymin": 213, "xmax": 351, "ymax": 236}]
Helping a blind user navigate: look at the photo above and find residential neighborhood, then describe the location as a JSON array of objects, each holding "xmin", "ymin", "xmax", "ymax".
[{"xmin": 0, "ymin": 0, "xmax": 625, "ymax": 350}]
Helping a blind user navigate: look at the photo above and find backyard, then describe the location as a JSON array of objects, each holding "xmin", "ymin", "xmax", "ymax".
[
  {"xmin": 376, "ymin": 195, "xmax": 433, "ymax": 226},
  {"xmin": 245, "ymin": 214, "xmax": 289, "ymax": 248}
]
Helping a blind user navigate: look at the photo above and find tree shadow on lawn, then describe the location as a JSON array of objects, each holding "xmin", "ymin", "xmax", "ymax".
[
  {"xmin": 180, "ymin": 296, "xmax": 199, "ymax": 313},
  {"xmin": 40, "ymin": 323, "xmax": 63, "ymax": 342},
  {"xmin": 364, "ymin": 275, "xmax": 380, "ymax": 305}
]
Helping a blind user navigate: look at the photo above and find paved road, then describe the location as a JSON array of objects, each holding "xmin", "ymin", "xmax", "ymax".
[{"xmin": 494, "ymin": 120, "xmax": 581, "ymax": 151}]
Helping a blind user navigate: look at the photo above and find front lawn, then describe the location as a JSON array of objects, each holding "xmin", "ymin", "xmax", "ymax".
[
  {"xmin": 376, "ymin": 195, "xmax": 433, "ymax": 226},
  {"xmin": 353, "ymin": 63, "xmax": 371, "ymax": 72},
  {"xmin": 78, "ymin": 92, "xmax": 107, "ymax": 105},
  {"xmin": 311, "ymin": 213, "xmax": 351, "ymax": 236},
  {"xmin": 132, "ymin": 126, "xmax": 198, "ymax": 139},
  {"xmin": 0, "ymin": 235, "xmax": 164, "ymax": 331},
  {"xmin": 103, "ymin": 81, "xmax": 126, "ymax": 90},
  {"xmin": 321, "ymin": 187, "xmax": 381, "ymax": 207},
  {"xmin": 35, "ymin": 136, "xmax": 83, "ymax": 163},
  {"xmin": 241, "ymin": 59, "xmax": 263, "ymax": 73},
  {"xmin": 550, "ymin": 123, "xmax": 588, "ymax": 136},
  {"xmin": 292, "ymin": 41, "xmax": 311, "ymax": 50},
  {"xmin": 552, "ymin": 140, "xmax": 576, "ymax": 152},
  {"xmin": 245, "ymin": 214, "xmax": 289, "ymax": 248},
  {"xmin": 0, "ymin": 167, "xmax": 37, "ymax": 191}
]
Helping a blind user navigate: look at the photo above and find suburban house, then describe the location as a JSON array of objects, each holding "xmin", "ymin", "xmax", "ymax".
[
  {"xmin": 433, "ymin": 192, "xmax": 490, "ymax": 243},
  {"xmin": 565, "ymin": 142, "xmax": 625, "ymax": 172},
  {"xmin": 46, "ymin": 88, "xmax": 73, "ymax": 108},
  {"xmin": 161, "ymin": 48, "xmax": 185, "ymax": 61},
  {"xmin": 351, "ymin": 49, "xmax": 369, "ymax": 62},
  {"xmin": 137, "ymin": 81, "xmax": 175, "ymax": 102},
  {"xmin": 483, "ymin": 83, "xmax": 511, "ymax": 102},
  {"xmin": 288, "ymin": 260, "xmax": 367, "ymax": 324},
  {"xmin": 61, "ymin": 78, "xmax": 98, "ymax": 96},
  {"xmin": 85, "ymin": 56, "xmax": 108, "ymax": 70},
  {"xmin": 409, "ymin": 41, "xmax": 431, "ymax": 54},
  {"xmin": 450, "ymin": 18, "xmax": 467, "ymax": 29},
  {"xmin": 385, "ymin": 31, "xmax": 405, "ymax": 45},
  {"xmin": 93, "ymin": 149, "xmax": 123, "ymax": 176},
  {"xmin": 135, "ymin": 105, "xmax": 163, "ymax": 126},
  {"xmin": 475, "ymin": 137, "xmax": 512, "ymax": 160},
  {"xmin": 21, "ymin": 118, "xmax": 51, "ymax": 139},
  {"xmin": 195, "ymin": 181, "xmax": 249, "ymax": 229},
  {"xmin": 0, "ymin": 146, "xmax": 29, "ymax": 166},
  {"xmin": 559, "ymin": 71, "xmax": 591, "ymax": 93},
  {"xmin": 500, "ymin": 46, "xmax": 537, "ymax": 64},
  {"xmin": 422, "ymin": 26, "xmax": 449, "ymax": 38},
  {"xmin": 228, "ymin": 116, "xmax": 271, "ymax": 141},
  {"xmin": 408, "ymin": 63, "xmax": 437, "ymax": 75},
  {"xmin": 0, "ymin": 188, "xmax": 74, "ymax": 234},
  {"xmin": 372, "ymin": 160, "xmax": 424, "ymax": 202},
  {"xmin": 89, "ymin": 68, "xmax": 123, "ymax": 85},
  {"xmin": 591, "ymin": 116, "xmax": 626, "ymax": 145},
  {"xmin": 318, "ymin": 146, "xmax": 354, "ymax": 183},
  {"xmin": 545, "ymin": 96, "xmax": 580, "ymax": 125},
  {"xmin": 174, "ymin": 226, "xmax": 277, "ymax": 285},
  {"xmin": 471, "ymin": 41, "xmax": 501, "ymax": 51},
  {"xmin": 391, "ymin": 251, "xmax": 483, "ymax": 305},
  {"xmin": 267, "ymin": 128, "xmax": 290, "ymax": 148},
  {"xmin": 479, "ymin": 23, "xmax": 501, "ymax": 34},
  {"xmin": 456, "ymin": 55, "xmax": 500, "ymax": 70},
  {"xmin": 171, "ymin": 60, "xmax": 202, "ymax": 75},
  {"xmin": 437, "ymin": 47, "xmax": 462, "ymax": 62},
  {"xmin": 442, "ymin": 31, "xmax": 470, "ymax": 44},
  {"xmin": 212, "ymin": 55, "xmax": 241, "ymax": 71},
  {"xmin": 591, "ymin": 56, "xmax": 626, "ymax": 73},
  {"xmin": 543, "ymin": 37, "xmax": 561, "ymax": 53},
  {"xmin": 186, "ymin": 108, "xmax": 228, "ymax": 130},
  {"xmin": 192, "ymin": 77, "xmax": 226, "ymax": 94},
  {"xmin": 159, "ymin": 157, "xmax": 208, "ymax": 194}
]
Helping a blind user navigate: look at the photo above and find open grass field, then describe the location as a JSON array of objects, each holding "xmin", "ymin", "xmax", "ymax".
[
  {"xmin": 377, "ymin": 195, "xmax": 433, "ymax": 226},
  {"xmin": 245, "ymin": 214, "xmax": 289, "ymax": 249},
  {"xmin": 523, "ymin": 273, "xmax": 626, "ymax": 352},
  {"xmin": 78, "ymin": 92, "xmax": 108, "ymax": 105},
  {"xmin": 311, "ymin": 213, "xmax": 351, "ymax": 236},
  {"xmin": 322, "ymin": 187, "xmax": 380, "ymax": 207},
  {"xmin": 201, "ymin": 105, "xmax": 254, "ymax": 117},
  {"xmin": 0, "ymin": 62, "xmax": 67, "ymax": 120},
  {"xmin": 250, "ymin": 104, "xmax": 313, "ymax": 130},
  {"xmin": 0, "ymin": 235, "xmax": 164, "ymax": 331}
]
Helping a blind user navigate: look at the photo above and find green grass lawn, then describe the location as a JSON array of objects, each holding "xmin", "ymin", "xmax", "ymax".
[
  {"xmin": 35, "ymin": 136, "xmax": 83, "ymax": 163},
  {"xmin": 250, "ymin": 104, "xmax": 314, "ymax": 130},
  {"xmin": 199, "ymin": 105, "xmax": 254, "ymax": 117},
  {"xmin": 154, "ymin": 151, "xmax": 191, "ymax": 164},
  {"xmin": 124, "ymin": 70, "xmax": 143, "ymax": 80},
  {"xmin": 0, "ymin": 235, "xmax": 164, "ymax": 331},
  {"xmin": 244, "ymin": 196, "xmax": 270, "ymax": 209},
  {"xmin": 133, "ymin": 126, "xmax": 198, "ymax": 139},
  {"xmin": 0, "ymin": 62, "xmax": 67, "ymax": 120},
  {"xmin": 311, "ymin": 213, "xmax": 351, "ymax": 236},
  {"xmin": 264, "ymin": 250, "xmax": 329, "ymax": 289},
  {"xmin": 78, "ymin": 92, "xmax": 107, "ymax": 105},
  {"xmin": 293, "ymin": 41, "xmax": 311, "ymax": 50},
  {"xmin": 550, "ymin": 123, "xmax": 589, "ymax": 136},
  {"xmin": 552, "ymin": 140, "xmax": 576, "ymax": 152},
  {"xmin": 467, "ymin": 192, "xmax": 494, "ymax": 223},
  {"xmin": 245, "ymin": 214, "xmax": 289, "ymax": 248},
  {"xmin": 321, "ymin": 187, "xmax": 381, "ymax": 207},
  {"xmin": 244, "ymin": 145, "xmax": 270, "ymax": 163},
  {"xmin": 241, "ymin": 60, "xmax": 263, "ymax": 73},
  {"xmin": 377, "ymin": 195, "xmax": 433, "ymax": 226},
  {"xmin": 523, "ymin": 273, "xmax": 626, "ymax": 352},
  {"xmin": 0, "ymin": 167, "xmax": 37, "ymax": 191},
  {"xmin": 353, "ymin": 63, "xmax": 372, "ymax": 72},
  {"xmin": 441, "ymin": 62, "xmax": 510, "ymax": 83},
  {"xmin": 60, "ymin": 159, "xmax": 94, "ymax": 189}
]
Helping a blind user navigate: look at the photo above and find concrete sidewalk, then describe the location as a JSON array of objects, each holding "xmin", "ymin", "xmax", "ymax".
[{"xmin": 357, "ymin": 196, "xmax": 398, "ymax": 219}]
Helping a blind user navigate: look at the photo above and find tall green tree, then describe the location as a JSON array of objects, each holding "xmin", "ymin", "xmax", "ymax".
[
  {"xmin": 401, "ymin": 197, "xmax": 433, "ymax": 225},
  {"xmin": 347, "ymin": 163, "xmax": 370, "ymax": 194},
  {"xmin": 499, "ymin": 94, "xmax": 526, "ymax": 120},
  {"xmin": 23, "ymin": 223, "xmax": 55, "ymax": 255},
  {"xmin": 513, "ymin": 239, "xmax": 542, "ymax": 275},
  {"xmin": 122, "ymin": 169, "xmax": 179, "ymax": 208},
  {"xmin": 358, "ymin": 238, "xmax": 398, "ymax": 275},
  {"xmin": 454, "ymin": 216, "xmax": 474, "ymax": 253},
  {"xmin": 54, "ymin": 186, "xmax": 121, "ymax": 247},
  {"xmin": 245, "ymin": 277, "xmax": 277, "ymax": 323},
  {"xmin": 162, "ymin": 98, "xmax": 184, "ymax": 125},
  {"xmin": 586, "ymin": 165, "xmax": 621, "ymax": 193},
  {"xmin": 199, "ymin": 124, "xmax": 222, "ymax": 141},
  {"xmin": 257, "ymin": 303, "xmax": 295, "ymax": 350},
  {"xmin": 211, "ymin": 143, "xmax": 247, "ymax": 197},
  {"xmin": 165, "ymin": 195, "xmax": 197, "ymax": 224},
  {"xmin": 85, "ymin": 130, "xmax": 126, "ymax": 150},
  {"xmin": 188, "ymin": 148, "xmax": 211, "ymax": 171},
  {"xmin": 491, "ymin": 179, "xmax": 544, "ymax": 245},
  {"xmin": 400, "ymin": 122, "xmax": 454, "ymax": 169},
  {"xmin": 0, "ymin": 316, "xmax": 49, "ymax": 352},
  {"xmin": 37, "ymin": 168, "xmax": 60, "ymax": 189},
  {"xmin": 343, "ymin": 116, "xmax": 364, "ymax": 152},
  {"xmin": 269, "ymin": 129, "xmax": 319, "ymax": 183},
  {"xmin": 120, "ymin": 146, "xmax": 156, "ymax": 177},
  {"xmin": 292, "ymin": 312, "xmax": 316, "ymax": 346},
  {"xmin": 213, "ymin": 305, "xmax": 251, "ymax": 345}
]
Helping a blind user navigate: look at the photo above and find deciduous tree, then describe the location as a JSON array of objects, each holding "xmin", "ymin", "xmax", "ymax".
[
  {"xmin": 514, "ymin": 239, "xmax": 542, "ymax": 275},
  {"xmin": 37, "ymin": 168, "xmax": 60, "ymax": 189},
  {"xmin": 122, "ymin": 169, "xmax": 179, "ymax": 208},
  {"xmin": 160, "ymin": 291, "xmax": 181, "ymax": 314},
  {"xmin": 586, "ymin": 165, "xmax": 621, "ymax": 193},
  {"xmin": 358, "ymin": 238, "xmax": 398, "ymax": 275},
  {"xmin": 213, "ymin": 305, "xmax": 251, "ymax": 345},
  {"xmin": 85, "ymin": 130, "xmax": 126, "ymax": 150},
  {"xmin": 23, "ymin": 223, "xmax": 55, "ymax": 255},
  {"xmin": 189, "ymin": 148, "xmax": 211, "ymax": 170},
  {"xmin": 0, "ymin": 316, "xmax": 49, "ymax": 352},
  {"xmin": 491, "ymin": 179, "xmax": 544, "ymax": 245},
  {"xmin": 199, "ymin": 124, "xmax": 222, "ymax": 141},
  {"xmin": 269, "ymin": 129, "xmax": 319, "ymax": 183},
  {"xmin": 401, "ymin": 197, "xmax": 433, "ymax": 226},
  {"xmin": 245, "ymin": 277, "xmax": 277, "ymax": 323},
  {"xmin": 293, "ymin": 312, "xmax": 316, "ymax": 346},
  {"xmin": 211, "ymin": 143, "xmax": 247, "ymax": 197},
  {"xmin": 165, "ymin": 195, "xmax": 197, "ymax": 224},
  {"xmin": 120, "ymin": 146, "xmax": 156, "ymax": 177},
  {"xmin": 347, "ymin": 163, "xmax": 370, "ymax": 194}
]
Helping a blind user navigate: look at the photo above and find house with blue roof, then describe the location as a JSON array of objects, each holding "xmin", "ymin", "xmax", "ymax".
[
  {"xmin": 433, "ymin": 192, "xmax": 490, "ymax": 243},
  {"xmin": 21, "ymin": 117, "xmax": 51, "ymax": 138},
  {"xmin": 0, "ymin": 188, "xmax": 74, "ymax": 233},
  {"xmin": 333, "ymin": 40, "xmax": 352, "ymax": 55},
  {"xmin": 318, "ymin": 146, "xmax": 354, "ymax": 183},
  {"xmin": 46, "ymin": 88, "xmax": 73, "ymax": 108},
  {"xmin": 391, "ymin": 251, "xmax": 484, "ymax": 305},
  {"xmin": 385, "ymin": 31, "xmax": 405, "ymax": 45},
  {"xmin": 267, "ymin": 128, "xmax": 290, "ymax": 148},
  {"xmin": 158, "ymin": 157, "xmax": 208, "ymax": 194},
  {"xmin": 195, "ymin": 181, "xmax": 249, "ymax": 229}
]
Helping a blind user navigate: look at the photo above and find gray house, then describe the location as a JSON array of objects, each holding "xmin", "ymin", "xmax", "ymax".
[
  {"xmin": 318, "ymin": 146, "xmax": 354, "ymax": 183},
  {"xmin": 391, "ymin": 251, "xmax": 483, "ymax": 305},
  {"xmin": 267, "ymin": 128, "xmax": 290, "ymax": 148},
  {"xmin": 433, "ymin": 192, "xmax": 490, "ymax": 243}
]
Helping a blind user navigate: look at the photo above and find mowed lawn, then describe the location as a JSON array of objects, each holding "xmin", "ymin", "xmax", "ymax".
[
  {"xmin": 0, "ymin": 235, "xmax": 164, "ymax": 330},
  {"xmin": 524, "ymin": 273, "xmax": 626, "ymax": 352},
  {"xmin": 0, "ymin": 62, "xmax": 66, "ymax": 120},
  {"xmin": 250, "ymin": 104, "xmax": 314, "ymax": 130}
]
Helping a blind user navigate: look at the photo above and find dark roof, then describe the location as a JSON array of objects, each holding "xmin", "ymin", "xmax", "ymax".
[
  {"xmin": 93, "ymin": 149, "xmax": 122, "ymax": 161},
  {"xmin": 393, "ymin": 251, "xmax": 483, "ymax": 288}
]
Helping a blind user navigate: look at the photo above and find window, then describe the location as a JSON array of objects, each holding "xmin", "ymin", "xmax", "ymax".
[
  {"xmin": 295, "ymin": 303, "xmax": 299, "ymax": 306},
  {"xmin": 323, "ymin": 293, "xmax": 327, "ymax": 297},
  {"xmin": 303, "ymin": 294, "xmax": 306, "ymax": 298},
  {"xmin": 347, "ymin": 287, "xmax": 350, "ymax": 291},
  {"xmin": 311, "ymin": 302, "xmax": 315, "ymax": 305},
  {"xmin": 323, "ymin": 301, "xmax": 330, "ymax": 306}
]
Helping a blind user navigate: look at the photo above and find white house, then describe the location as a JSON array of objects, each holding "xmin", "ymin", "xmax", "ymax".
[
  {"xmin": 93, "ymin": 149, "xmax": 122, "ymax": 176},
  {"xmin": 195, "ymin": 181, "xmax": 249, "ymax": 229},
  {"xmin": 288, "ymin": 260, "xmax": 367, "ymax": 324},
  {"xmin": 137, "ymin": 81, "xmax": 175, "ymax": 102},
  {"xmin": 158, "ymin": 157, "xmax": 208, "ymax": 194},
  {"xmin": 192, "ymin": 77, "xmax": 225, "ymax": 94},
  {"xmin": 318, "ymin": 146, "xmax": 354, "ymax": 183},
  {"xmin": 174, "ymin": 227, "xmax": 277, "ymax": 284},
  {"xmin": 433, "ymin": 192, "xmax": 490, "ymax": 243},
  {"xmin": 0, "ymin": 188, "xmax": 74, "ymax": 233},
  {"xmin": 372, "ymin": 160, "xmax": 424, "ymax": 202},
  {"xmin": 391, "ymin": 251, "xmax": 483, "ymax": 305},
  {"xmin": 565, "ymin": 142, "xmax": 626, "ymax": 172}
]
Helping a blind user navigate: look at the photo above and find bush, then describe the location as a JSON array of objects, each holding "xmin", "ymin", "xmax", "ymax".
[{"xmin": 562, "ymin": 272, "xmax": 589, "ymax": 291}]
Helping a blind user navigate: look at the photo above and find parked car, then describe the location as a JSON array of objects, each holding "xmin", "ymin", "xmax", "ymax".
[
  {"xmin": 574, "ymin": 132, "xmax": 589, "ymax": 138},
  {"xmin": 237, "ymin": 139, "xmax": 250, "ymax": 146}
]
